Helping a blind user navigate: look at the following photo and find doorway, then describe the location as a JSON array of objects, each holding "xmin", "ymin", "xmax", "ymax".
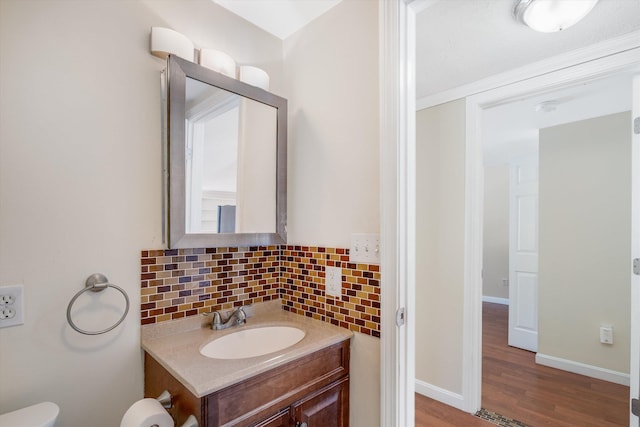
[
  {"xmin": 480, "ymin": 72, "xmax": 634, "ymax": 424},
  {"xmin": 466, "ymin": 63, "xmax": 640, "ymax": 426}
]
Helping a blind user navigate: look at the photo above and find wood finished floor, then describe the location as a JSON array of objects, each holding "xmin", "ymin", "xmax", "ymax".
[{"xmin": 416, "ymin": 302, "xmax": 629, "ymax": 426}]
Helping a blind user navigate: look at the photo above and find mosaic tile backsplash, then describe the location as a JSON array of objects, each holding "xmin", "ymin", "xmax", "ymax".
[
  {"xmin": 140, "ymin": 246, "xmax": 280, "ymax": 325},
  {"xmin": 280, "ymin": 246, "xmax": 380, "ymax": 337},
  {"xmin": 140, "ymin": 245, "xmax": 381, "ymax": 337}
]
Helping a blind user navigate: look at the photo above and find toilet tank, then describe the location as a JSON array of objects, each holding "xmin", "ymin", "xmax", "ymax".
[{"xmin": 0, "ymin": 402, "xmax": 59, "ymax": 427}]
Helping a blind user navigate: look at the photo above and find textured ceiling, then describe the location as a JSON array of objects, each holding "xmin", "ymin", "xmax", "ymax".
[{"xmin": 416, "ymin": 0, "xmax": 640, "ymax": 99}]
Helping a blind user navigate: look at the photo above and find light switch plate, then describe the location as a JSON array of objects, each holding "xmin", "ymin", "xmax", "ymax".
[
  {"xmin": 325, "ymin": 266, "xmax": 342, "ymax": 298},
  {"xmin": 350, "ymin": 233, "xmax": 380, "ymax": 264}
]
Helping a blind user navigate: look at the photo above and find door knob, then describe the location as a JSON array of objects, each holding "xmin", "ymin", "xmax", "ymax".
[{"xmin": 296, "ymin": 422, "xmax": 308, "ymax": 427}]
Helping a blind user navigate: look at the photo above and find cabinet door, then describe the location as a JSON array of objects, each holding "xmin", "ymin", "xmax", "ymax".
[
  {"xmin": 292, "ymin": 377, "xmax": 349, "ymax": 427},
  {"xmin": 253, "ymin": 408, "xmax": 290, "ymax": 427}
]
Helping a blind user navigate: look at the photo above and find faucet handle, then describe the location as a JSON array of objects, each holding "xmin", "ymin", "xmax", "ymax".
[
  {"xmin": 211, "ymin": 311, "xmax": 223, "ymax": 327},
  {"xmin": 204, "ymin": 310, "xmax": 224, "ymax": 329}
]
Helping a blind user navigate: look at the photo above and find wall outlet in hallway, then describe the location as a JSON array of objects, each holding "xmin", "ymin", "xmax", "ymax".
[
  {"xmin": 502, "ymin": 278, "xmax": 509, "ymax": 287},
  {"xmin": 599, "ymin": 325, "xmax": 613, "ymax": 344}
]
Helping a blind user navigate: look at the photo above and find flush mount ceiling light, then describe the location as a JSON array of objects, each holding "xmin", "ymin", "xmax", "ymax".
[{"xmin": 514, "ymin": 0, "xmax": 599, "ymax": 33}]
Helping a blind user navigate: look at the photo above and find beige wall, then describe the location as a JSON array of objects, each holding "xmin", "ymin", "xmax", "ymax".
[
  {"xmin": 0, "ymin": 1, "xmax": 282, "ymax": 426},
  {"xmin": 538, "ymin": 112, "xmax": 631, "ymax": 374},
  {"xmin": 415, "ymin": 99, "xmax": 466, "ymax": 394},
  {"xmin": 483, "ymin": 165, "xmax": 510, "ymax": 300},
  {"xmin": 283, "ymin": 1, "xmax": 381, "ymax": 425},
  {"xmin": 283, "ymin": 0, "xmax": 380, "ymax": 249}
]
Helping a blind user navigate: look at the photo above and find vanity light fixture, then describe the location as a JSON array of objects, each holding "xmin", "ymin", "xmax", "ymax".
[
  {"xmin": 239, "ymin": 65, "xmax": 270, "ymax": 91},
  {"xmin": 148, "ymin": 28, "xmax": 270, "ymax": 89},
  {"xmin": 199, "ymin": 49, "xmax": 237, "ymax": 78},
  {"xmin": 150, "ymin": 27, "xmax": 195, "ymax": 61},
  {"xmin": 514, "ymin": 0, "xmax": 599, "ymax": 33}
]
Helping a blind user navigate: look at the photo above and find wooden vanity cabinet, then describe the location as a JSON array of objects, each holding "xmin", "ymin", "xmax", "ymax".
[
  {"xmin": 145, "ymin": 339, "xmax": 350, "ymax": 427},
  {"xmin": 253, "ymin": 409, "xmax": 289, "ymax": 427},
  {"xmin": 292, "ymin": 376, "xmax": 349, "ymax": 426}
]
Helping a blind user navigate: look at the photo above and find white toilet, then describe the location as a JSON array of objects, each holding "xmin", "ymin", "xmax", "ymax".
[{"xmin": 0, "ymin": 402, "xmax": 59, "ymax": 427}]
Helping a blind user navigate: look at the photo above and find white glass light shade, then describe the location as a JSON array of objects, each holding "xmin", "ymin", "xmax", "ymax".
[
  {"xmin": 514, "ymin": 0, "xmax": 599, "ymax": 33},
  {"xmin": 199, "ymin": 49, "xmax": 237, "ymax": 78},
  {"xmin": 150, "ymin": 27, "xmax": 194, "ymax": 61},
  {"xmin": 239, "ymin": 66, "xmax": 270, "ymax": 91}
]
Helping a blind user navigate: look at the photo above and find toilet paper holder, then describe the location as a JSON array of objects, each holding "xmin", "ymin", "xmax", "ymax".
[
  {"xmin": 155, "ymin": 391, "xmax": 199, "ymax": 427},
  {"xmin": 156, "ymin": 390, "xmax": 172, "ymax": 410}
]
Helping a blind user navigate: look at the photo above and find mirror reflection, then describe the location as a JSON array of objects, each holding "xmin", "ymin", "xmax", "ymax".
[{"xmin": 184, "ymin": 78, "xmax": 277, "ymax": 234}]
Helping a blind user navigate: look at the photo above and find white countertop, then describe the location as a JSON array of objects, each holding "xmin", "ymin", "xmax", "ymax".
[{"xmin": 141, "ymin": 301, "xmax": 353, "ymax": 397}]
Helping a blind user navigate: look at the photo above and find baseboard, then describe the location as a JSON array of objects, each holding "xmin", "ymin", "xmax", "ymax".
[
  {"xmin": 535, "ymin": 353, "xmax": 630, "ymax": 386},
  {"xmin": 415, "ymin": 379, "xmax": 467, "ymax": 412},
  {"xmin": 482, "ymin": 296, "xmax": 509, "ymax": 305}
]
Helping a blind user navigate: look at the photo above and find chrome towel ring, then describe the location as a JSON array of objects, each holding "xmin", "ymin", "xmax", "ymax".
[{"xmin": 66, "ymin": 273, "xmax": 130, "ymax": 335}]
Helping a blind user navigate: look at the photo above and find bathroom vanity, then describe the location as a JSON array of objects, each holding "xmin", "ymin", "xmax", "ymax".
[{"xmin": 142, "ymin": 303, "xmax": 352, "ymax": 426}]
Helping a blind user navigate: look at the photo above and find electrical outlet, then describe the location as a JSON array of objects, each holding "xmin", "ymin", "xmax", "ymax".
[
  {"xmin": 350, "ymin": 233, "xmax": 380, "ymax": 264},
  {"xmin": 502, "ymin": 278, "xmax": 509, "ymax": 287},
  {"xmin": 1, "ymin": 294, "xmax": 15, "ymax": 304},
  {"xmin": 600, "ymin": 325, "xmax": 613, "ymax": 345},
  {"xmin": 0, "ymin": 308, "xmax": 16, "ymax": 320},
  {"xmin": 325, "ymin": 266, "xmax": 342, "ymax": 298},
  {"xmin": 0, "ymin": 284, "xmax": 24, "ymax": 328}
]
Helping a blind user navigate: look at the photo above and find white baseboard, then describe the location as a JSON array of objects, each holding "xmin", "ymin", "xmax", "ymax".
[
  {"xmin": 535, "ymin": 353, "xmax": 630, "ymax": 386},
  {"xmin": 415, "ymin": 379, "xmax": 467, "ymax": 412},
  {"xmin": 482, "ymin": 296, "xmax": 509, "ymax": 305}
]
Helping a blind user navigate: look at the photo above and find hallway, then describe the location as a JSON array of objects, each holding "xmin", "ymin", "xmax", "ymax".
[{"xmin": 416, "ymin": 302, "xmax": 629, "ymax": 426}]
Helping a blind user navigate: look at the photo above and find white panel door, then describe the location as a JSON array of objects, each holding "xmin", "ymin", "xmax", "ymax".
[
  {"xmin": 630, "ymin": 75, "xmax": 640, "ymax": 427},
  {"xmin": 508, "ymin": 156, "xmax": 539, "ymax": 352}
]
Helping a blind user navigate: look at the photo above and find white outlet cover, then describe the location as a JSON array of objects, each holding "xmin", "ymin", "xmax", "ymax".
[
  {"xmin": 325, "ymin": 266, "xmax": 342, "ymax": 298},
  {"xmin": 0, "ymin": 284, "xmax": 24, "ymax": 328},
  {"xmin": 599, "ymin": 325, "xmax": 613, "ymax": 344}
]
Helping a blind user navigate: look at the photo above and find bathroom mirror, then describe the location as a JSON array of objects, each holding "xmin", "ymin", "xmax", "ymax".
[{"xmin": 166, "ymin": 55, "xmax": 287, "ymax": 248}]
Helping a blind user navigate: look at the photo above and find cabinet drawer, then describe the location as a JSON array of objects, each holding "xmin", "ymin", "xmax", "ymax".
[
  {"xmin": 253, "ymin": 408, "xmax": 290, "ymax": 427},
  {"xmin": 206, "ymin": 340, "xmax": 350, "ymax": 426}
]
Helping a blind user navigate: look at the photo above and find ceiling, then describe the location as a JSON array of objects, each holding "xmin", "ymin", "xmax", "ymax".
[
  {"xmin": 482, "ymin": 70, "xmax": 637, "ymax": 165},
  {"xmin": 416, "ymin": 0, "xmax": 640, "ymax": 99},
  {"xmin": 212, "ymin": 0, "xmax": 342, "ymax": 39}
]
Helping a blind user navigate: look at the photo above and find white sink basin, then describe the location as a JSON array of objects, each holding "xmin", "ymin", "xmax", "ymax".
[{"xmin": 200, "ymin": 326, "xmax": 305, "ymax": 359}]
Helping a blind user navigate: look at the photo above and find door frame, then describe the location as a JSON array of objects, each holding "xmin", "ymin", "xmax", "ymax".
[
  {"xmin": 379, "ymin": 1, "xmax": 415, "ymax": 426},
  {"xmin": 380, "ymin": 0, "xmax": 439, "ymax": 425},
  {"xmin": 464, "ymin": 42, "xmax": 640, "ymax": 415},
  {"xmin": 388, "ymin": 4, "xmax": 640, "ymax": 425},
  {"xmin": 631, "ymin": 75, "xmax": 640, "ymax": 427}
]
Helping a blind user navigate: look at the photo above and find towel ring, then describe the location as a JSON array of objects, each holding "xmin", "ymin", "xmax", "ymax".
[{"xmin": 66, "ymin": 273, "xmax": 130, "ymax": 335}]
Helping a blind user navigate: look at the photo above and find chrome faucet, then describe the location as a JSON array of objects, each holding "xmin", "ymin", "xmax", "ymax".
[{"xmin": 210, "ymin": 307, "xmax": 247, "ymax": 330}]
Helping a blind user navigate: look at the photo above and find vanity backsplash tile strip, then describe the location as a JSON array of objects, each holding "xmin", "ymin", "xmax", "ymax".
[
  {"xmin": 140, "ymin": 246, "xmax": 280, "ymax": 325},
  {"xmin": 280, "ymin": 246, "xmax": 381, "ymax": 338},
  {"xmin": 140, "ymin": 245, "xmax": 381, "ymax": 337}
]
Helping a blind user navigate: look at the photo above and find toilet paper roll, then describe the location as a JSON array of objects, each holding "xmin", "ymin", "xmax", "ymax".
[{"xmin": 120, "ymin": 398, "xmax": 173, "ymax": 427}]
